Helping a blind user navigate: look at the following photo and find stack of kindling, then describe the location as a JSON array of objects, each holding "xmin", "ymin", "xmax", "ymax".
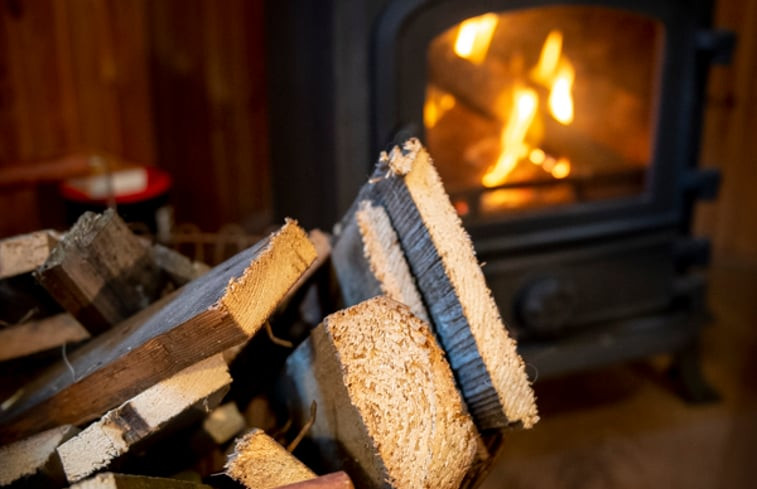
[{"xmin": 0, "ymin": 139, "xmax": 536, "ymax": 489}]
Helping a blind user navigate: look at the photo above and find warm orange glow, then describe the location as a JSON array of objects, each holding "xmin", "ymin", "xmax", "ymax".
[
  {"xmin": 480, "ymin": 188, "xmax": 532, "ymax": 212},
  {"xmin": 551, "ymin": 158, "xmax": 571, "ymax": 179},
  {"xmin": 529, "ymin": 148, "xmax": 546, "ymax": 165},
  {"xmin": 533, "ymin": 30, "xmax": 563, "ymax": 85},
  {"xmin": 454, "ymin": 13, "xmax": 499, "ymax": 65},
  {"xmin": 482, "ymin": 88, "xmax": 538, "ymax": 187},
  {"xmin": 548, "ymin": 62, "xmax": 575, "ymax": 125},
  {"xmin": 424, "ymin": 88, "xmax": 456, "ymax": 129}
]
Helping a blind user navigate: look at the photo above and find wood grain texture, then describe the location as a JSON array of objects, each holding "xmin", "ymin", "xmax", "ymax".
[
  {"xmin": 332, "ymin": 200, "xmax": 428, "ymax": 322},
  {"xmin": 35, "ymin": 210, "xmax": 168, "ymax": 334},
  {"xmin": 369, "ymin": 138, "xmax": 538, "ymax": 430},
  {"xmin": 0, "ymin": 229, "xmax": 59, "ymax": 279},
  {"xmin": 0, "ymin": 313, "xmax": 90, "ymax": 362},
  {"xmin": 70, "ymin": 473, "xmax": 212, "ymax": 489},
  {"xmin": 283, "ymin": 296, "xmax": 478, "ymax": 489},
  {"xmin": 57, "ymin": 355, "xmax": 230, "ymax": 483},
  {"xmin": 0, "ymin": 220, "xmax": 316, "ymax": 444},
  {"xmin": 225, "ymin": 428, "xmax": 316, "ymax": 489},
  {"xmin": 0, "ymin": 424, "xmax": 79, "ymax": 487},
  {"xmin": 271, "ymin": 472, "xmax": 354, "ymax": 489},
  {"xmin": 202, "ymin": 402, "xmax": 246, "ymax": 445}
]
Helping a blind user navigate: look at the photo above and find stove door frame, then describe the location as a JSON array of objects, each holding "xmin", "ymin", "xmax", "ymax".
[{"xmin": 372, "ymin": 0, "xmax": 713, "ymax": 254}]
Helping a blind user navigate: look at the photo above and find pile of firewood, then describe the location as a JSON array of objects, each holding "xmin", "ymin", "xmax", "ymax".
[{"xmin": 0, "ymin": 139, "xmax": 538, "ymax": 489}]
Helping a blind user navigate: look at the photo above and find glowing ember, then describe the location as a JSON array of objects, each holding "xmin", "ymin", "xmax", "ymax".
[
  {"xmin": 454, "ymin": 13, "xmax": 499, "ymax": 65},
  {"xmin": 529, "ymin": 148, "xmax": 546, "ymax": 165},
  {"xmin": 551, "ymin": 158, "xmax": 571, "ymax": 179}
]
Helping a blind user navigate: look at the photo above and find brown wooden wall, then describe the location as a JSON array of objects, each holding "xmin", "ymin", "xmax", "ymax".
[
  {"xmin": 0, "ymin": 0, "xmax": 270, "ymax": 237},
  {"xmin": 696, "ymin": 0, "xmax": 757, "ymax": 266}
]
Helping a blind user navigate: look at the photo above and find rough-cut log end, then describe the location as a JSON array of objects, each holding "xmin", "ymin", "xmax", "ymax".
[
  {"xmin": 0, "ymin": 424, "xmax": 79, "ymax": 487},
  {"xmin": 222, "ymin": 218, "xmax": 318, "ymax": 334},
  {"xmin": 373, "ymin": 138, "xmax": 539, "ymax": 430},
  {"xmin": 284, "ymin": 296, "xmax": 479, "ymax": 489},
  {"xmin": 225, "ymin": 428, "xmax": 316, "ymax": 489}
]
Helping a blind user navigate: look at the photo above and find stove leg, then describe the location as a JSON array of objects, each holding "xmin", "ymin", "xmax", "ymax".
[{"xmin": 668, "ymin": 341, "xmax": 719, "ymax": 403}]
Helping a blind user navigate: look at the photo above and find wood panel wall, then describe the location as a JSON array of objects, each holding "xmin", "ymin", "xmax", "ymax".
[
  {"xmin": 0, "ymin": 0, "xmax": 270, "ymax": 237},
  {"xmin": 696, "ymin": 0, "xmax": 757, "ymax": 266}
]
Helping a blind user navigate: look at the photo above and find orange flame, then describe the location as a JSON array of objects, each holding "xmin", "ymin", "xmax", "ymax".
[{"xmin": 454, "ymin": 13, "xmax": 499, "ymax": 65}]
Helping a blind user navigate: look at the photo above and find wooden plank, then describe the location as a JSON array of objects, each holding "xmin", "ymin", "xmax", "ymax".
[
  {"xmin": 202, "ymin": 402, "xmax": 246, "ymax": 445},
  {"xmin": 225, "ymin": 428, "xmax": 316, "ymax": 489},
  {"xmin": 332, "ymin": 200, "xmax": 428, "ymax": 322},
  {"xmin": 70, "ymin": 473, "xmax": 211, "ymax": 489},
  {"xmin": 0, "ymin": 424, "xmax": 78, "ymax": 487},
  {"xmin": 35, "ymin": 209, "xmax": 169, "ymax": 334},
  {"xmin": 368, "ymin": 138, "xmax": 538, "ymax": 430},
  {"xmin": 57, "ymin": 355, "xmax": 231, "ymax": 483},
  {"xmin": 0, "ymin": 313, "xmax": 90, "ymax": 362},
  {"xmin": 271, "ymin": 472, "xmax": 354, "ymax": 489},
  {"xmin": 0, "ymin": 229, "xmax": 59, "ymax": 279},
  {"xmin": 0, "ymin": 219, "xmax": 316, "ymax": 444},
  {"xmin": 282, "ymin": 296, "xmax": 479, "ymax": 489}
]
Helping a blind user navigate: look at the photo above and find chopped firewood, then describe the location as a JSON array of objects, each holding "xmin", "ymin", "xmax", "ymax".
[
  {"xmin": 282, "ymin": 296, "xmax": 479, "ymax": 489},
  {"xmin": 369, "ymin": 138, "xmax": 538, "ymax": 430},
  {"xmin": 332, "ymin": 199, "xmax": 428, "ymax": 322},
  {"xmin": 271, "ymin": 472, "xmax": 354, "ymax": 489},
  {"xmin": 57, "ymin": 355, "xmax": 231, "ymax": 483},
  {"xmin": 202, "ymin": 402, "xmax": 246, "ymax": 445},
  {"xmin": 69, "ymin": 473, "xmax": 212, "ymax": 489},
  {"xmin": 0, "ymin": 424, "xmax": 78, "ymax": 487},
  {"xmin": 0, "ymin": 220, "xmax": 317, "ymax": 444},
  {"xmin": 0, "ymin": 229, "xmax": 60, "ymax": 280},
  {"xmin": 225, "ymin": 428, "xmax": 316, "ymax": 489},
  {"xmin": 35, "ymin": 209, "xmax": 170, "ymax": 334},
  {"xmin": 150, "ymin": 244, "xmax": 207, "ymax": 286},
  {"xmin": 0, "ymin": 313, "xmax": 90, "ymax": 362}
]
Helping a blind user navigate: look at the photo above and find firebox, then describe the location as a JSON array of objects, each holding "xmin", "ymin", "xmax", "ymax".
[{"xmin": 266, "ymin": 0, "xmax": 732, "ymax": 396}]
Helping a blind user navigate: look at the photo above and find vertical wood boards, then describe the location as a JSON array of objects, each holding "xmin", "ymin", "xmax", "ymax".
[{"xmin": 0, "ymin": 220, "xmax": 316, "ymax": 444}]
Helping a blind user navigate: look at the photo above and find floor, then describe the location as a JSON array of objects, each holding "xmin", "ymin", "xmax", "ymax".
[{"xmin": 480, "ymin": 262, "xmax": 757, "ymax": 489}]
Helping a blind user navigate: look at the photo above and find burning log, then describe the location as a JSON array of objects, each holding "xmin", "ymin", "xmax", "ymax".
[
  {"xmin": 0, "ymin": 220, "xmax": 317, "ymax": 444},
  {"xmin": 368, "ymin": 138, "xmax": 538, "ymax": 430},
  {"xmin": 331, "ymin": 200, "xmax": 428, "ymax": 322},
  {"xmin": 0, "ymin": 424, "xmax": 79, "ymax": 487},
  {"xmin": 282, "ymin": 296, "xmax": 479, "ymax": 489},
  {"xmin": 57, "ymin": 355, "xmax": 231, "ymax": 483},
  {"xmin": 225, "ymin": 428, "xmax": 316, "ymax": 489}
]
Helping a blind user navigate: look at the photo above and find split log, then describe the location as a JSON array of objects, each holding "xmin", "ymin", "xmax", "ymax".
[
  {"xmin": 69, "ymin": 473, "xmax": 212, "ymax": 489},
  {"xmin": 57, "ymin": 355, "xmax": 231, "ymax": 483},
  {"xmin": 34, "ymin": 209, "xmax": 169, "ymax": 334},
  {"xmin": 368, "ymin": 138, "xmax": 538, "ymax": 430},
  {"xmin": 0, "ymin": 229, "xmax": 60, "ymax": 280},
  {"xmin": 225, "ymin": 428, "xmax": 316, "ymax": 489},
  {"xmin": 150, "ymin": 244, "xmax": 207, "ymax": 286},
  {"xmin": 0, "ymin": 424, "xmax": 78, "ymax": 487},
  {"xmin": 272, "ymin": 472, "xmax": 354, "ymax": 489},
  {"xmin": 332, "ymin": 200, "xmax": 428, "ymax": 322},
  {"xmin": 0, "ymin": 313, "xmax": 90, "ymax": 362},
  {"xmin": 0, "ymin": 220, "xmax": 317, "ymax": 443},
  {"xmin": 282, "ymin": 296, "xmax": 479, "ymax": 489},
  {"xmin": 202, "ymin": 402, "xmax": 246, "ymax": 445}
]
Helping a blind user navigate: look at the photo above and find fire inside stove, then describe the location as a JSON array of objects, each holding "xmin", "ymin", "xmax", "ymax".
[{"xmin": 425, "ymin": 7, "xmax": 663, "ymax": 217}]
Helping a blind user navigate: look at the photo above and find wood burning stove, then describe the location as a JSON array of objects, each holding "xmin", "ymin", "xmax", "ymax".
[{"xmin": 266, "ymin": 0, "xmax": 733, "ymax": 397}]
